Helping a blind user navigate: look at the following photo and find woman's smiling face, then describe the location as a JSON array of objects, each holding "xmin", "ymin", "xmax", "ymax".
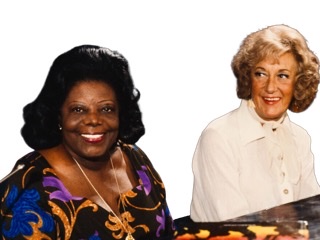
[
  {"xmin": 251, "ymin": 52, "xmax": 298, "ymax": 121},
  {"xmin": 60, "ymin": 80, "xmax": 119, "ymax": 161}
]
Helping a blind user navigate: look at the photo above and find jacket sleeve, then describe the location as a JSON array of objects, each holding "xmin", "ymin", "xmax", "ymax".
[
  {"xmin": 297, "ymin": 128, "xmax": 320, "ymax": 198},
  {"xmin": 190, "ymin": 127, "xmax": 250, "ymax": 222}
]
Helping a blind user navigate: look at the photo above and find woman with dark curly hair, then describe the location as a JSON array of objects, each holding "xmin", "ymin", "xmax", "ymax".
[
  {"xmin": 190, "ymin": 24, "xmax": 320, "ymax": 222},
  {"xmin": 0, "ymin": 45, "xmax": 175, "ymax": 239}
]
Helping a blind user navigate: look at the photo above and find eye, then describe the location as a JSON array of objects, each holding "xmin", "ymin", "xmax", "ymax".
[
  {"xmin": 71, "ymin": 106, "xmax": 86, "ymax": 113},
  {"xmin": 254, "ymin": 71, "xmax": 267, "ymax": 78},
  {"xmin": 278, "ymin": 73, "xmax": 289, "ymax": 79},
  {"xmin": 101, "ymin": 105, "xmax": 115, "ymax": 113}
]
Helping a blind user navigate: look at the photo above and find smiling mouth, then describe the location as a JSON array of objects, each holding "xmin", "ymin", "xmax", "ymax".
[
  {"xmin": 81, "ymin": 134, "xmax": 104, "ymax": 142},
  {"xmin": 263, "ymin": 97, "xmax": 280, "ymax": 104}
]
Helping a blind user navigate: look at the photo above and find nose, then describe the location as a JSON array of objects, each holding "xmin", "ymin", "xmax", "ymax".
[
  {"xmin": 265, "ymin": 76, "xmax": 277, "ymax": 93},
  {"xmin": 83, "ymin": 111, "xmax": 102, "ymax": 126}
]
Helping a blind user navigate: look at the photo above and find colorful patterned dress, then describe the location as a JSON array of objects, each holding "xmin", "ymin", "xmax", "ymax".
[{"xmin": 0, "ymin": 144, "xmax": 175, "ymax": 239}]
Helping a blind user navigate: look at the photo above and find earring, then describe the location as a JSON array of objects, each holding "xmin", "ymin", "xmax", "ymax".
[{"xmin": 58, "ymin": 124, "xmax": 62, "ymax": 130}]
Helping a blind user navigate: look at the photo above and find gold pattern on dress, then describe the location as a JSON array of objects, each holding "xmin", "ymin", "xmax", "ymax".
[
  {"xmin": 121, "ymin": 191, "xmax": 161, "ymax": 211},
  {"xmin": 145, "ymin": 165, "xmax": 164, "ymax": 189},
  {"xmin": 0, "ymin": 186, "xmax": 10, "ymax": 212},
  {"xmin": 26, "ymin": 212, "xmax": 52, "ymax": 240},
  {"xmin": 21, "ymin": 166, "xmax": 35, "ymax": 188},
  {"xmin": 105, "ymin": 210, "xmax": 149, "ymax": 239},
  {"xmin": 43, "ymin": 168, "xmax": 57, "ymax": 176},
  {"xmin": 105, "ymin": 214, "xmax": 127, "ymax": 239},
  {"xmin": 48, "ymin": 200, "xmax": 98, "ymax": 240}
]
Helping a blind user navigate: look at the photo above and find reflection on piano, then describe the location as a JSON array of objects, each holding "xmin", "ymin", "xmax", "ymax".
[{"xmin": 174, "ymin": 194, "xmax": 320, "ymax": 239}]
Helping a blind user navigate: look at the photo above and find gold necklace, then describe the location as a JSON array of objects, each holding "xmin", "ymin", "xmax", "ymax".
[{"xmin": 72, "ymin": 147, "xmax": 135, "ymax": 240}]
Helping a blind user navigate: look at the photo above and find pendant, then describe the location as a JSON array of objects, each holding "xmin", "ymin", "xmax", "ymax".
[{"xmin": 125, "ymin": 233, "xmax": 135, "ymax": 240}]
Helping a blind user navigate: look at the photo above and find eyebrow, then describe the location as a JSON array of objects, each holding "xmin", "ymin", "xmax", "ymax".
[{"xmin": 253, "ymin": 66, "xmax": 292, "ymax": 72}]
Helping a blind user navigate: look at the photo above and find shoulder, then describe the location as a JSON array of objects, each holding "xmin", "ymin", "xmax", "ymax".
[
  {"xmin": 1, "ymin": 152, "xmax": 43, "ymax": 181},
  {"xmin": 205, "ymin": 101, "xmax": 247, "ymax": 131},
  {"xmin": 0, "ymin": 151, "xmax": 48, "ymax": 197},
  {"xmin": 288, "ymin": 120, "xmax": 311, "ymax": 141},
  {"xmin": 289, "ymin": 120, "xmax": 309, "ymax": 133},
  {"xmin": 0, "ymin": 152, "xmax": 56, "ymax": 238},
  {"xmin": 121, "ymin": 142, "xmax": 148, "ymax": 158},
  {"xmin": 121, "ymin": 142, "xmax": 162, "ymax": 176},
  {"xmin": 207, "ymin": 110, "xmax": 237, "ymax": 128},
  {"xmin": 202, "ymin": 106, "xmax": 241, "ymax": 139},
  {"xmin": 120, "ymin": 142, "xmax": 153, "ymax": 166}
]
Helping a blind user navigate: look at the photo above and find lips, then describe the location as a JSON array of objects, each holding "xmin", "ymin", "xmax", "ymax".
[
  {"xmin": 81, "ymin": 134, "xmax": 104, "ymax": 143},
  {"xmin": 263, "ymin": 97, "xmax": 280, "ymax": 104}
]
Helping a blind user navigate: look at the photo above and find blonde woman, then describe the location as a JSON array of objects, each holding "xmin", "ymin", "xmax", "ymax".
[{"xmin": 191, "ymin": 24, "xmax": 320, "ymax": 222}]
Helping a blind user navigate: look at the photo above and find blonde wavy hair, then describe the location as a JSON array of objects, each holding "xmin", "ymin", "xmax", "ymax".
[{"xmin": 231, "ymin": 24, "xmax": 319, "ymax": 112}]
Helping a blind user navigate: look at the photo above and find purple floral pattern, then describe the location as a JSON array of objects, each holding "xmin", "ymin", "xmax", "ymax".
[
  {"xmin": 0, "ymin": 144, "xmax": 175, "ymax": 239},
  {"xmin": 43, "ymin": 176, "xmax": 83, "ymax": 201}
]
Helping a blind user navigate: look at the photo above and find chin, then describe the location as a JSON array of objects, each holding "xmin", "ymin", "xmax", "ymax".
[
  {"xmin": 81, "ymin": 150, "xmax": 108, "ymax": 159},
  {"xmin": 264, "ymin": 114, "xmax": 284, "ymax": 121}
]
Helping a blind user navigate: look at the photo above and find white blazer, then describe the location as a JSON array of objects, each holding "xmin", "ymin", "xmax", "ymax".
[{"xmin": 190, "ymin": 100, "xmax": 320, "ymax": 222}]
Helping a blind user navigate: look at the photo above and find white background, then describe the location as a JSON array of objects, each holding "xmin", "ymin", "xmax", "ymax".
[{"xmin": 1, "ymin": 1, "xmax": 319, "ymax": 219}]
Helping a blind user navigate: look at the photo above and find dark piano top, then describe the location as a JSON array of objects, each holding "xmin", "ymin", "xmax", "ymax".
[{"xmin": 174, "ymin": 194, "xmax": 320, "ymax": 239}]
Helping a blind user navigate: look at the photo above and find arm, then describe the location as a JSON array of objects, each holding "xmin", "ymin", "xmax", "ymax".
[
  {"xmin": 298, "ymin": 130, "xmax": 320, "ymax": 198},
  {"xmin": 191, "ymin": 127, "xmax": 250, "ymax": 222},
  {"xmin": 0, "ymin": 155, "xmax": 57, "ymax": 239},
  {"xmin": 127, "ymin": 144, "xmax": 176, "ymax": 236}
]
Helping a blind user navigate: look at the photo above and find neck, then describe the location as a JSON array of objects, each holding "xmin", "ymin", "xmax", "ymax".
[{"xmin": 64, "ymin": 146, "xmax": 117, "ymax": 171}]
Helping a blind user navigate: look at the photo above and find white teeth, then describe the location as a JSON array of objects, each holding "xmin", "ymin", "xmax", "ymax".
[
  {"xmin": 264, "ymin": 97, "xmax": 280, "ymax": 101},
  {"xmin": 81, "ymin": 134, "xmax": 103, "ymax": 139}
]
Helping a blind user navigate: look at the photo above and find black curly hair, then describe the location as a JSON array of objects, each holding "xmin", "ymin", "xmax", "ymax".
[{"xmin": 21, "ymin": 45, "xmax": 145, "ymax": 150}]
